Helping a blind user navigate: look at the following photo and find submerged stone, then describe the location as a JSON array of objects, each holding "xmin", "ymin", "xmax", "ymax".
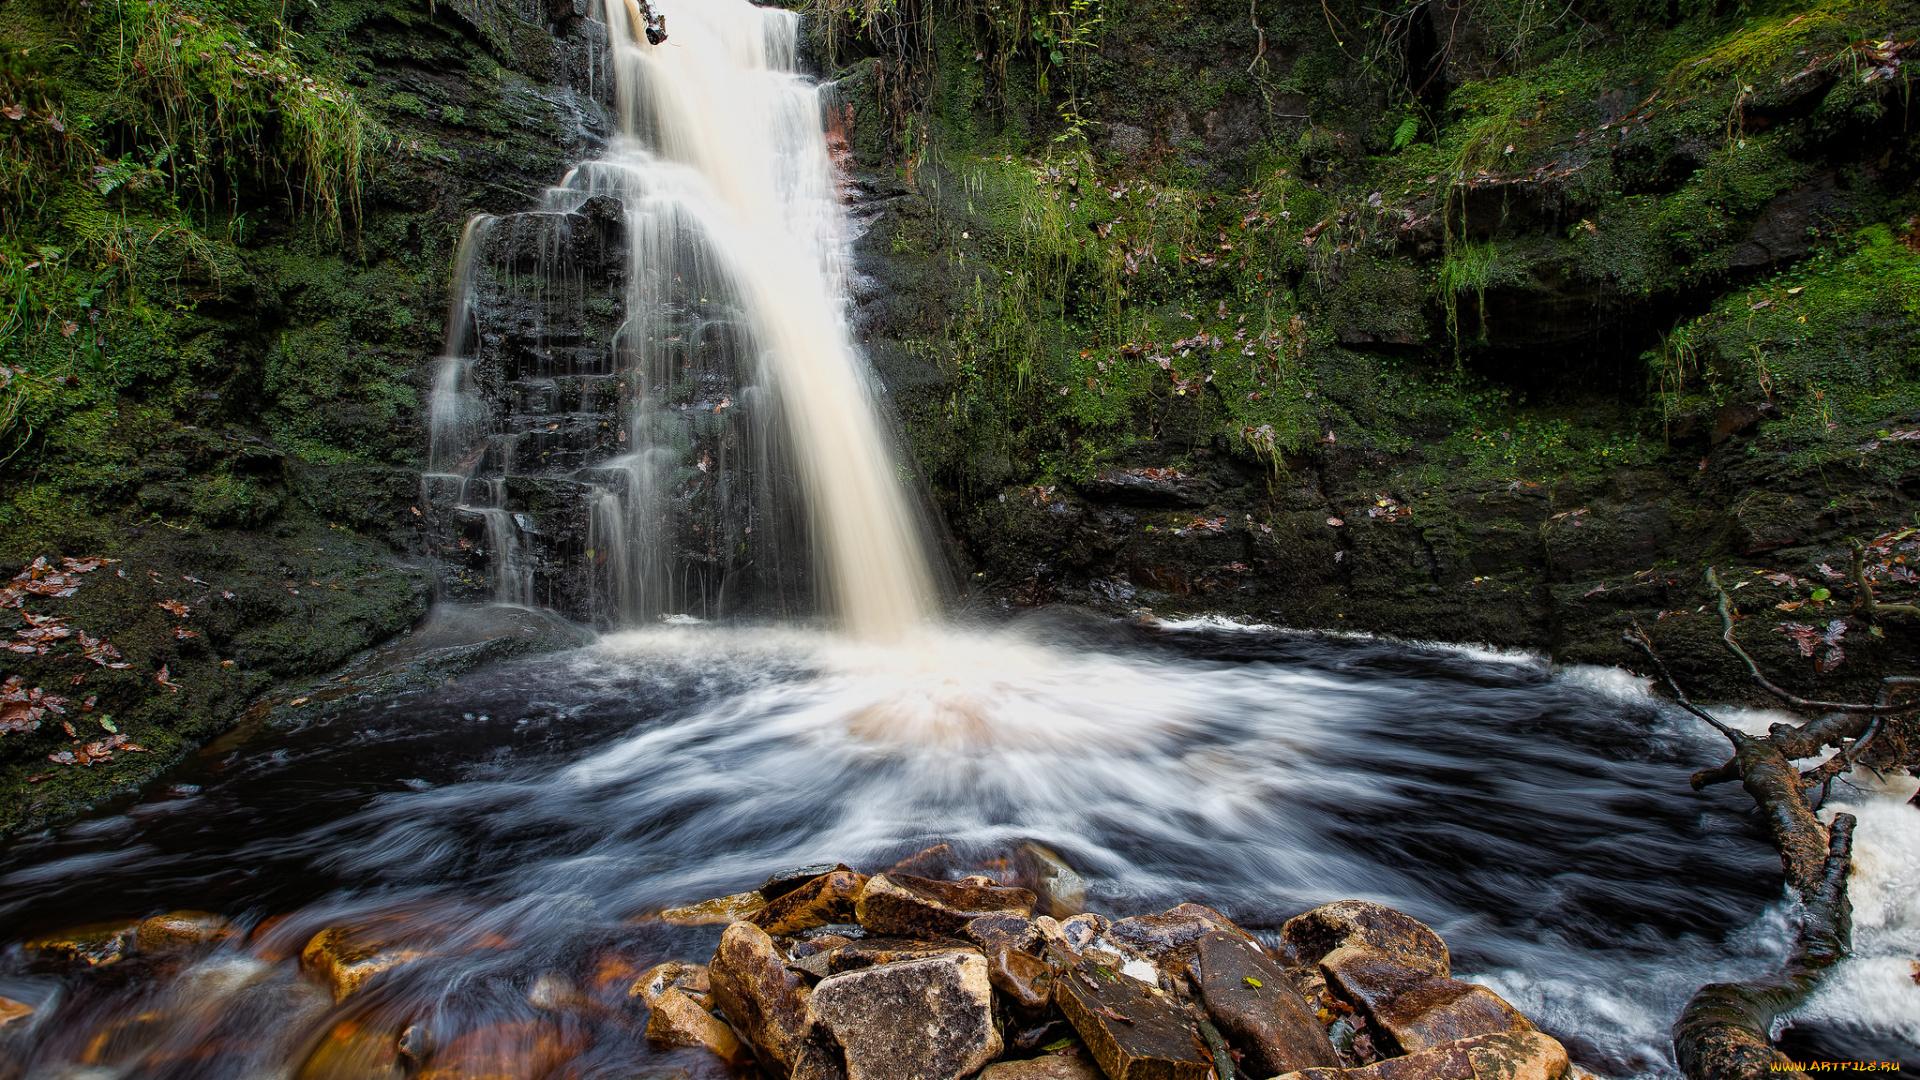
[
  {"xmin": 761, "ymin": 863, "xmax": 855, "ymax": 902},
  {"xmin": 300, "ymin": 926, "xmax": 429, "ymax": 1003},
  {"xmin": 1192, "ymin": 930, "xmax": 1341, "ymax": 1076},
  {"xmin": 413, "ymin": 1019, "xmax": 586, "ymax": 1080},
  {"xmin": 854, "ymin": 872, "xmax": 1036, "ymax": 937},
  {"xmin": 806, "ymin": 951, "xmax": 1001, "ymax": 1080},
  {"xmin": 0, "ymin": 994, "xmax": 34, "ymax": 1030},
  {"xmin": 661, "ymin": 890, "xmax": 767, "ymax": 926},
  {"xmin": 23, "ymin": 920, "xmax": 139, "ymax": 967},
  {"xmin": 628, "ymin": 960, "xmax": 710, "ymax": 1008},
  {"xmin": 295, "ymin": 1017, "xmax": 406, "ymax": 1080},
  {"xmin": 135, "ymin": 911, "xmax": 239, "ymax": 954},
  {"xmin": 1014, "ymin": 843, "xmax": 1089, "ymax": 917}
]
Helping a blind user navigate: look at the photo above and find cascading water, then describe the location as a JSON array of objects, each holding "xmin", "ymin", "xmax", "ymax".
[{"xmin": 425, "ymin": 0, "xmax": 933, "ymax": 635}]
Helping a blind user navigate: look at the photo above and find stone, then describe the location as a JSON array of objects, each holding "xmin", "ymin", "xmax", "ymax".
[
  {"xmin": 980, "ymin": 1049, "xmax": 1106, "ymax": 1080},
  {"xmin": 300, "ymin": 926, "xmax": 429, "ymax": 1003},
  {"xmin": 985, "ymin": 942, "xmax": 1054, "ymax": 1012},
  {"xmin": 1272, "ymin": 1030, "xmax": 1570, "ymax": 1080},
  {"xmin": 1282, "ymin": 900, "xmax": 1450, "ymax": 978},
  {"xmin": 0, "ymin": 994, "xmax": 33, "ymax": 1029},
  {"xmin": 826, "ymin": 938, "xmax": 976, "ymax": 974},
  {"xmin": 1192, "ymin": 930, "xmax": 1340, "ymax": 1076},
  {"xmin": 296, "ymin": 1016, "xmax": 406, "ymax": 1080},
  {"xmin": 889, "ymin": 842, "xmax": 956, "ymax": 876},
  {"xmin": 629, "ymin": 960, "xmax": 710, "ymax": 1008},
  {"xmin": 964, "ymin": 912, "xmax": 1042, "ymax": 953},
  {"xmin": 414, "ymin": 1019, "xmax": 585, "ymax": 1080},
  {"xmin": 527, "ymin": 973, "xmax": 596, "ymax": 1013},
  {"xmin": 806, "ymin": 951, "xmax": 1002, "ymax": 1080},
  {"xmin": 1014, "ymin": 843, "xmax": 1088, "ymax": 917},
  {"xmin": 645, "ymin": 986, "xmax": 751, "ymax": 1066},
  {"xmin": 1053, "ymin": 949, "xmax": 1214, "ymax": 1080},
  {"xmin": 135, "ymin": 911, "xmax": 239, "ymax": 953},
  {"xmin": 854, "ymin": 872, "xmax": 1036, "ymax": 937},
  {"xmin": 708, "ymin": 920, "xmax": 814, "ymax": 1074},
  {"xmin": 23, "ymin": 920, "xmax": 138, "ymax": 966},
  {"xmin": 751, "ymin": 870, "xmax": 867, "ymax": 935},
  {"xmin": 661, "ymin": 890, "xmax": 767, "ymax": 926},
  {"xmin": 1109, "ymin": 903, "xmax": 1258, "ymax": 969},
  {"xmin": 1324, "ymin": 954, "xmax": 1534, "ymax": 1056},
  {"xmin": 761, "ymin": 863, "xmax": 854, "ymax": 902}
]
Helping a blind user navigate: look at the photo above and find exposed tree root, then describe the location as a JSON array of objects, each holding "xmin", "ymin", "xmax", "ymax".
[{"xmin": 1625, "ymin": 569, "xmax": 1920, "ymax": 1080}]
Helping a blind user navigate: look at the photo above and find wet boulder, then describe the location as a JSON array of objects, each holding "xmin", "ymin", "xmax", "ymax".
[
  {"xmin": 1273, "ymin": 1029, "xmax": 1570, "ymax": 1080},
  {"xmin": 661, "ymin": 890, "xmax": 767, "ymax": 926},
  {"xmin": 0, "ymin": 992, "xmax": 36, "ymax": 1031},
  {"xmin": 1012, "ymin": 843, "xmax": 1087, "ymax": 917},
  {"xmin": 645, "ymin": 985, "xmax": 752, "ymax": 1066},
  {"xmin": 297, "ymin": 1017, "xmax": 406, "ymax": 1080},
  {"xmin": 23, "ymin": 920, "xmax": 139, "ymax": 967},
  {"xmin": 413, "ymin": 1018, "xmax": 586, "ymax": 1080},
  {"xmin": 761, "ymin": 863, "xmax": 855, "ymax": 902},
  {"xmin": 1053, "ymin": 948, "xmax": 1214, "ymax": 1080},
  {"xmin": 1189, "ymin": 930, "xmax": 1339, "ymax": 1075},
  {"xmin": 751, "ymin": 870, "xmax": 867, "ymax": 935},
  {"xmin": 853, "ymin": 872, "xmax": 1036, "ymax": 938},
  {"xmin": 1325, "ymin": 954, "xmax": 1535, "ymax": 1056},
  {"xmin": 963, "ymin": 913, "xmax": 1052, "ymax": 1010},
  {"xmin": 1282, "ymin": 900, "xmax": 1451, "ymax": 977},
  {"xmin": 980, "ymin": 1049, "xmax": 1106, "ymax": 1079},
  {"xmin": 805, "ymin": 951, "xmax": 1002, "ymax": 1080},
  {"xmin": 628, "ymin": 960, "xmax": 710, "ymax": 1008},
  {"xmin": 300, "ymin": 926, "xmax": 429, "ymax": 1003},
  {"xmin": 1109, "ymin": 902, "xmax": 1258, "ymax": 970},
  {"xmin": 708, "ymin": 920, "xmax": 814, "ymax": 1074},
  {"xmin": 136, "ymin": 911, "xmax": 239, "ymax": 954}
]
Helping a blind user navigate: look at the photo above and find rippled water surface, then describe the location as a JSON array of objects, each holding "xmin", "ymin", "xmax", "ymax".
[{"xmin": 2, "ymin": 613, "xmax": 1914, "ymax": 1078}]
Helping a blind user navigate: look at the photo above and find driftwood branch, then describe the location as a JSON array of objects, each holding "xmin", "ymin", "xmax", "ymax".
[{"xmin": 1851, "ymin": 540, "xmax": 1920, "ymax": 621}]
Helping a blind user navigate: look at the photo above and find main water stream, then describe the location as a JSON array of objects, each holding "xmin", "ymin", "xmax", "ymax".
[{"xmin": 2, "ymin": 0, "xmax": 1915, "ymax": 1075}]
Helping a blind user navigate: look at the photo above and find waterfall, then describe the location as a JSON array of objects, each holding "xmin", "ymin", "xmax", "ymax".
[{"xmin": 425, "ymin": 0, "xmax": 934, "ymax": 637}]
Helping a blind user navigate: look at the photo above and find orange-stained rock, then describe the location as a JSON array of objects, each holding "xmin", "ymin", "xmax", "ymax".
[
  {"xmin": 136, "ymin": 911, "xmax": 238, "ymax": 954},
  {"xmin": 708, "ymin": 920, "xmax": 814, "ymax": 1074},
  {"xmin": 0, "ymin": 994, "xmax": 33, "ymax": 1030},
  {"xmin": 1272, "ymin": 1030, "xmax": 1570, "ymax": 1080},
  {"xmin": 1012, "ymin": 843, "xmax": 1088, "ymax": 917},
  {"xmin": 629, "ymin": 960, "xmax": 711, "ymax": 1008},
  {"xmin": 1108, "ymin": 902, "xmax": 1259, "ymax": 970},
  {"xmin": 296, "ymin": 1017, "xmax": 406, "ymax": 1080},
  {"xmin": 414, "ymin": 1019, "xmax": 587, "ymax": 1080},
  {"xmin": 1192, "ymin": 930, "xmax": 1340, "ymax": 1076},
  {"xmin": 660, "ymin": 891, "xmax": 766, "ymax": 926},
  {"xmin": 854, "ymin": 872, "xmax": 1036, "ymax": 938},
  {"xmin": 300, "ymin": 926, "xmax": 428, "ymax": 1003},
  {"xmin": 749, "ymin": 870, "xmax": 867, "ymax": 935},
  {"xmin": 645, "ymin": 986, "xmax": 751, "ymax": 1066},
  {"xmin": 1324, "ymin": 953, "xmax": 1533, "ymax": 1056},
  {"xmin": 806, "ymin": 951, "xmax": 1002, "ymax": 1080},
  {"xmin": 1053, "ymin": 948, "xmax": 1213, "ymax": 1080},
  {"xmin": 24, "ymin": 920, "xmax": 138, "ymax": 967}
]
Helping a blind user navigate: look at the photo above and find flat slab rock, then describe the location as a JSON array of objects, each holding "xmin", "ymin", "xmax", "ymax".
[
  {"xmin": 1053, "ymin": 948, "xmax": 1213, "ymax": 1080},
  {"xmin": 806, "ymin": 951, "xmax": 1002, "ymax": 1080},
  {"xmin": 1193, "ymin": 930, "xmax": 1341, "ymax": 1076},
  {"xmin": 981, "ymin": 1050, "xmax": 1106, "ymax": 1080},
  {"xmin": 1274, "ymin": 1029, "xmax": 1570, "ymax": 1080},
  {"xmin": 709, "ymin": 921, "xmax": 813, "ymax": 1073},
  {"xmin": 855, "ymin": 872, "xmax": 1036, "ymax": 938},
  {"xmin": 1324, "ymin": 952, "xmax": 1533, "ymax": 1055}
]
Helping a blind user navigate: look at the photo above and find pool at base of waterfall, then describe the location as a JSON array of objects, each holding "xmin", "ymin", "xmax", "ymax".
[{"xmin": 0, "ymin": 612, "xmax": 1914, "ymax": 1079}]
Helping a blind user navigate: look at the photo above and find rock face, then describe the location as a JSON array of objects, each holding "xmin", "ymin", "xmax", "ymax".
[
  {"xmin": 806, "ymin": 951, "xmax": 1003, "ymax": 1080},
  {"xmin": 1193, "ymin": 930, "xmax": 1341, "ymax": 1076},
  {"xmin": 1052, "ymin": 949, "xmax": 1214, "ymax": 1080},
  {"xmin": 1282, "ymin": 900, "xmax": 1451, "ymax": 977},
  {"xmin": 629, "ymin": 960, "xmax": 709, "ymax": 1008},
  {"xmin": 646, "ymin": 986, "xmax": 750, "ymax": 1066},
  {"xmin": 854, "ymin": 873, "xmax": 1037, "ymax": 937},
  {"xmin": 1275, "ymin": 1029, "xmax": 1571, "ymax": 1080},
  {"xmin": 708, "ymin": 920, "xmax": 816, "ymax": 1074}
]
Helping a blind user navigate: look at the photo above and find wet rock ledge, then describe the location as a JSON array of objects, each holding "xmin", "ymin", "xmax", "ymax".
[{"xmin": 643, "ymin": 851, "xmax": 1571, "ymax": 1080}]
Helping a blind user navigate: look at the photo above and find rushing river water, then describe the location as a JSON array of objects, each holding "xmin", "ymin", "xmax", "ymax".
[{"xmin": 1, "ymin": 614, "xmax": 1914, "ymax": 1078}]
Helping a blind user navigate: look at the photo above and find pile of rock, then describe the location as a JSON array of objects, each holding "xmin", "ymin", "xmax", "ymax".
[{"xmin": 642, "ymin": 853, "xmax": 1572, "ymax": 1080}]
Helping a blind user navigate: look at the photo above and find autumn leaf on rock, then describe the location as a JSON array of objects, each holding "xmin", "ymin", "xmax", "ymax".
[
  {"xmin": 158, "ymin": 600, "xmax": 191, "ymax": 617},
  {"xmin": 2, "ymin": 676, "xmax": 67, "ymax": 734},
  {"xmin": 156, "ymin": 666, "xmax": 183, "ymax": 692}
]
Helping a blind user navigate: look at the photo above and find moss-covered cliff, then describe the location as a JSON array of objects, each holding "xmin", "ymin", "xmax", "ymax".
[{"xmin": 3, "ymin": 0, "xmax": 1919, "ymax": 833}]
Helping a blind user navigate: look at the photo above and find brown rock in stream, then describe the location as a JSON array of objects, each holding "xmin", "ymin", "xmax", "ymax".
[
  {"xmin": 661, "ymin": 890, "xmax": 767, "ymax": 927},
  {"xmin": 1273, "ymin": 1029, "xmax": 1570, "ymax": 1080},
  {"xmin": 300, "ymin": 926, "xmax": 429, "ymax": 1002},
  {"xmin": 645, "ymin": 986, "xmax": 751, "ymax": 1066},
  {"xmin": 751, "ymin": 870, "xmax": 867, "ymax": 935},
  {"xmin": 628, "ymin": 960, "xmax": 710, "ymax": 1008},
  {"xmin": 1324, "ymin": 953, "xmax": 1534, "ymax": 1055},
  {"xmin": 708, "ymin": 920, "xmax": 814, "ymax": 1074},
  {"xmin": 23, "ymin": 921, "xmax": 138, "ymax": 967},
  {"xmin": 1110, "ymin": 902, "xmax": 1259, "ymax": 970},
  {"xmin": 806, "ymin": 951, "xmax": 1002, "ymax": 1080},
  {"xmin": 0, "ymin": 994, "xmax": 33, "ymax": 1030},
  {"xmin": 761, "ymin": 863, "xmax": 854, "ymax": 902},
  {"xmin": 135, "ymin": 911, "xmax": 238, "ymax": 953},
  {"xmin": 1192, "ymin": 930, "xmax": 1341, "ymax": 1076},
  {"xmin": 1282, "ymin": 900, "xmax": 1450, "ymax": 977},
  {"xmin": 854, "ymin": 872, "xmax": 1036, "ymax": 937},
  {"xmin": 1013, "ymin": 843, "xmax": 1088, "ymax": 917},
  {"xmin": 296, "ymin": 1017, "xmax": 406, "ymax": 1080},
  {"xmin": 413, "ymin": 1019, "xmax": 586, "ymax": 1080},
  {"xmin": 1053, "ymin": 948, "xmax": 1214, "ymax": 1080}
]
